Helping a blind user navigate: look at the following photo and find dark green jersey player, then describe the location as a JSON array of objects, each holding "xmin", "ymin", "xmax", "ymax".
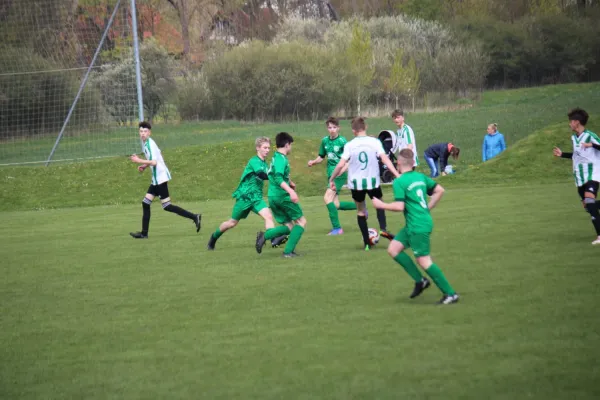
[
  {"xmin": 207, "ymin": 137, "xmax": 290, "ymax": 252},
  {"xmin": 307, "ymin": 117, "xmax": 357, "ymax": 235},
  {"xmin": 263, "ymin": 132, "xmax": 306, "ymax": 258},
  {"xmin": 372, "ymin": 149, "xmax": 459, "ymax": 305}
]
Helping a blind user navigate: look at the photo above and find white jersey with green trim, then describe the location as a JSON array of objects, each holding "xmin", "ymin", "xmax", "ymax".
[
  {"xmin": 341, "ymin": 135, "xmax": 385, "ymax": 190},
  {"xmin": 396, "ymin": 124, "xmax": 419, "ymax": 166},
  {"xmin": 571, "ymin": 130, "xmax": 600, "ymax": 186},
  {"xmin": 143, "ymin": 137, "xmax": 171, "ymax": 185}
]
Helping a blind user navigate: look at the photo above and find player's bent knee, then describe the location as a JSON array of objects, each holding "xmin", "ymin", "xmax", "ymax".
[
  {"xmin": 416, "ymin": 256, "xmax": 433, "ymax": 269},
  {"xmin": 296, "ymin": 217, "xmax": 307, "ymax": 228}
]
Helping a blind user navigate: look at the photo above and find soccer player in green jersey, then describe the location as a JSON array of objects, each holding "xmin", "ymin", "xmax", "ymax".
[
  {"xmin": 259, "ymin": 132, "xmax": 307, "ymax": 258},
  {"xmin": 207, "ymin": 137, "xmax": 290, "ymax": 251},
  {"xmin": 372, "ymin": 149, "xmax": 459, "ymax": 304},
  {"xmin": 307, "ymin": 117, "xmax": 357, "ymax": 235}
]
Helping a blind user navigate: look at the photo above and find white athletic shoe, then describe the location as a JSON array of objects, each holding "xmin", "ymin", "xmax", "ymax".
[{"xmin": 592, "ymin": 237, "xmax": 600, "ymax": 245}]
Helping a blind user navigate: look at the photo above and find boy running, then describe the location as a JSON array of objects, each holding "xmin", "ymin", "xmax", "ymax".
[
  {"xmin": 129, "ymin": 121, "xmax": 201, "ymax": 239},
  {"xmin": 259, "ymin": 132, "xmax": 307, "ymax": 258},
  {"xmin": 207, "ymin": 137, "xmax": 290, "ymax": 251},
  {"xmin": 372, "ymin": 149, "xmax": 459, "ymax": 304},
  {"xmin": 329, "ymin": 117, "xmax": 399, "ymax": 250},
  {"xmin": 392, "ymin": 109, "xmax": 419, "ymax": 169},
  {"xmin": 307, "ymin": 117, "xmax": 357, "ymax": 235},
  {"xmin": 553, "ymin": 108, "xmax": 600, "ymax": 245}
]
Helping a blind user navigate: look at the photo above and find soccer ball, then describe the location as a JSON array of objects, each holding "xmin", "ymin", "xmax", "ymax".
[{"xmin": 368, "ymin": 228, "xmax": 380, "ymax": 245}]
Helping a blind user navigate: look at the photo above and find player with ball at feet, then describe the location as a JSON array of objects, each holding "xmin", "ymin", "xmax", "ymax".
[{"xmin": 371, "ymin": 149, "xmax": 459, "ymax": 305}]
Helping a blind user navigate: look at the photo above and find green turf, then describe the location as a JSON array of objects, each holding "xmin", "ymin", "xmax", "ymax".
[
  {"xmin": 2, "ymin": 82, "xmax": 600, "ymax": 166},
  {"xmin": 1, "ymin": 183, "xmax": 599, "ymax": 399}
]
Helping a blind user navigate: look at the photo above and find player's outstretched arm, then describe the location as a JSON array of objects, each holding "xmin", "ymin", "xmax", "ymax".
[
  {"xmin": 308, "ymin": 156, "xmax": 324, "ymax": 167},
  {"xmin": 379, "ymin": 154, "xmax": 400, "ymax": 178},
  {"xmin": 553, "ymin": 146, "xmax": 573, "ymax": 159},
  {"xmin": 130, "ymin": 154, "xmax": 157, "ymax": 166},
  {"xmin": 427, "ymin": 184, "xmax": 445, "ymax": 210},
  {"xmin": 372, "ymin": 197, "xmax": 404, "ymax": 212}
]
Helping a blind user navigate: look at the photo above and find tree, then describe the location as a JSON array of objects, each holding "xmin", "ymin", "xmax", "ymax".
[
  {"xmin": 387, "ymin": 49, "xmax": 420, "ymax": 111},
  {"xmin": 346, "ymin": 21, "xmax": 373, "ymax": 116}
]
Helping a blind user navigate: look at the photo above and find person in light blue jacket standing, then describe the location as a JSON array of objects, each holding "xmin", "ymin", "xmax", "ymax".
[{"xmin": 482, "ymin": 123, "xmax": 506, "ymax": 162}]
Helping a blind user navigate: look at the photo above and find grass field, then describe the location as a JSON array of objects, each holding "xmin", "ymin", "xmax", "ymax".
[
  {"xmin": 1, "ymin": 183, "xmax": 599, "ymax": 399},
  {"xmin": 2, "ymin": 83, "xmax": 600, "ymax": 399}
]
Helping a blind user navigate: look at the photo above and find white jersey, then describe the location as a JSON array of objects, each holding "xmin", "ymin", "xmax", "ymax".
[
  {"xmin": 143, "ymin": 137, "xmax": 171, "ymax": 185},
  {"xmin": 571, "ymin": 129, "xmax": 600, "ymax": 186},
  {"xmin": 341, "ymin": 135, "xmax": 385, "ymax": 190},
  {"xmin": 396, "ymin": 124, "xmax": 419, "ymax": 166}
]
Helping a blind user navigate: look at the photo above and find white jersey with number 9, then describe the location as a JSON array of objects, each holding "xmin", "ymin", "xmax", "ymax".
[{"xmin": 341, "ymin": 136, "xmax": 385, "ymax": 190}]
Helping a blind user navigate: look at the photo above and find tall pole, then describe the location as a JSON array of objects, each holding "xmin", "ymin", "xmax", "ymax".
[{"xmin": 130, "ymin": 0, "xmax": 145, "ymax": 151}]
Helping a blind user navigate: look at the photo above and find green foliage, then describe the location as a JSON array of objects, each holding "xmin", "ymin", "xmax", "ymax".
[
  {"xmin": 346, "ymin": 21, "xmax": 374, "ymax": 115},
  {"xmin": 0, "ymin": 47, "xmax": 100, "ymax": 136},
  {"xmin": 386, "ymin": 49, "xmax": 420, "ymax": 110},
  {"xmin": 396, "ymin": 0, "xmax": 444, "ymax": 21}
]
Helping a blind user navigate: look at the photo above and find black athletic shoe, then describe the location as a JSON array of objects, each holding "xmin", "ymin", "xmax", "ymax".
[
  {"xmin": 256, "ymin": 231, "xmax": 266, "ymax": 254},
  {"xmin": 282, "ymin": 251, "xmax": 300, "ymax": 258},
  {"xmin": 380, "ymin": 230, "xmax": 394, "ymax": 241},
  {"xmin": 437, "ymin": 293, "xmax": 460, "ymax": 305},
  {"xmin": 130, "ymin": 231, "xmax": 148, "ymax": 239},
  {"xmin": 410, "ymin": 278, "xmax": 431, "ymax": 299},
  {"xmin": 207, "ymin": 235, "xmax": 217, "ymax": 250},
  {"xmin": 194, "ymin": 214, "xmax": 202, "ymax": 233},
  {"xmin": 271, "ymin": 234, "xmax": 289, "ymax": 248}
]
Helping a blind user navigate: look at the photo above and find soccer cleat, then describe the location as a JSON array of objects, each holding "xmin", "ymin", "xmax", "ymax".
[
  {"xmin": 327, "ymin": 228, "xmax": 344, "ymax": 235},
  {"xmin": 129, "ymin": 231, "xmax": 148, "ymax": 239},
  {"xmin": 194, "ymin": 214, "xmax": 202, "ymax": 233},
  {"xmin": 282, "ymin": 251, "xmax": 300, "ymax": 258},
  {"xmin": 409, "ymin": 278, "xmax": 431, "ymax": 299},
  {"xmin": 437, "ymin": 293, "xmax": 460, "ymax": 305},
  {"xmin": 207, "ymin": 235, "xmax": 217, "ymax": 250},
  {"xmin": 364, "ymin": 244, "xmax": 371, "ymax": 251},
  {"xmin": 592, "ymin": 237, "xmax": 600, "ymax": 245},
  {"xmin": 255, "ymin": 231, "xmax": 266, "ymax": 254},
  {"xmin": 271, "ymin": 235, "xmax": 289, "ymax": 248},
  {"xmin": 380, "ymin": 230, "xmax": 394, "ymax": 241}
]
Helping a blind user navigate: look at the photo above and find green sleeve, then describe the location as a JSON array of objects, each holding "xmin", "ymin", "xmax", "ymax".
[
  {"xmin": 318, "ymin": 139, "xmax": 326, "ymax": 158},
  {"xmin": 393, "ymin": 179, "xmax": 405, "ymax": 201},
  {"xmin": 425, "ymin": 176, "xmax": 437, "ymax": 196}
]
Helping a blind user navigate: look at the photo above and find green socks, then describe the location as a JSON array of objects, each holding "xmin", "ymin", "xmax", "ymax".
[
  {"xmin": 339, "ymin": 201, "xmax": 357, "ymax": 210},
  {"xmin": 284, "ymin": 225, "xmax": 305, "ymax": 254},
  {"xmin": 425, "ymin": 263, "xmax": 456, "ymax": 295},
  {"xmin": 212, "ymin": 228, "xmax": 223, "ymax": 240},
  {"xmin": 326, "ymin": 202, "xmax": 341, "ymax": 229},
  {"xmin": 265, "ymin": 225, "xmax": 290, "ymax": 240},
  {"xmin": 394, "ymin": 252, "xmax": 423, "ymax": 282}
]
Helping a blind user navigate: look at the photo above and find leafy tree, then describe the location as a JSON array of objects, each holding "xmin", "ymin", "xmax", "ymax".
[{"xmin": 346, "ymin": 21, "xmax": 373, "ymax": 116}]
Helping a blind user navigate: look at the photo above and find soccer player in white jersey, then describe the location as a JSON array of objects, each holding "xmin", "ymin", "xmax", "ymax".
[
  {"xmin": 129, "ymin": 121, "xmax": 201, "ymax": 239},
  {"xmin": 553, "ymin": 108, "xmax": 600, "ymax": 245},
  {"xmin": 329, "ymin": 117, "xmax": 400, "ymax": 250},
  {"xmin": 392, "ymin": 109, "xmax": 419, "ymax": 169}
]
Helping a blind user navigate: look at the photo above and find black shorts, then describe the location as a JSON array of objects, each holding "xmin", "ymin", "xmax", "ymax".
[
  {"xmin": 351, "ymin": 187, "xmax": 383, "ymax": 203},
  {"xmin": 577, "ymin": 181, "xmax": 599, "ymax": 201},
  {"xmin": 147, "ymin": 182, "xmax": 170, "ymax": 199}
]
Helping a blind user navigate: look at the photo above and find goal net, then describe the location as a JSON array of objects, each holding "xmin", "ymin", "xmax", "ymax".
[{"xmin": 0, "ymin": 0, "xmax": 141, "ymax": 166}]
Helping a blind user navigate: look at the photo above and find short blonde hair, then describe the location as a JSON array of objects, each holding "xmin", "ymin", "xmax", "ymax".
[
  {"xmin": 488, "ymin": 123, "xmax": 498, "ymax": 132},
  {"xmin": 255, "ymin": 136, "xmax": 270, "ymax": 147},
  {"xmin": 398, "ymin": 149, "xmax": 414, "ymax": 166}
]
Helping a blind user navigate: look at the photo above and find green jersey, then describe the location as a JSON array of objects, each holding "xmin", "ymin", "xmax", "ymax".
[
  {"xmin": 268, "ymin": 151, "xmax": 291, "ymax": 198},
  {"xmin": 318, "ymin": 135, "xmax": 348, "ymax": 177},
  {"xmin": 232, "ymin": 155, "xmax": 269, "ymax": 202},
  {"xmin": 392, "ymin": 171, "xmax": 438, "ymax": 233}
]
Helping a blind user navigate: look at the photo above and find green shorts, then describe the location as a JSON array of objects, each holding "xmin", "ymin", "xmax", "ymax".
[
  {"xmin": 231, "ymin": 198, "xmax": 268, "ymax": 221},
  {"xmin": 394, "ymin": 228, "xmax": 431, "ymax": 257},
  {"xmin": 268, "ymin": 196, "xmax": 304, "ymax": 224},
  {"xmin": 328, "ymin": 173, "xmax": 347, "ymax": 193}
]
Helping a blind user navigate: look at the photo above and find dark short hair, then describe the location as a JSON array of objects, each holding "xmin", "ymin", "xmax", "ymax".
[
  {"xmin": 568, "ymin": 108, "xmax": 589, "ymax": 126},
  {"xmin": 325, "ymin": 116, "xmax": 339, "ymax": 127},
  {"xmin": 351, "ymin": 117, "xmax": 366, "ymax": 132},
  {"xmin": 275, "ymin": 131, "xmax": 294, "ymax": 148},
  {"xmin": 139, "ymin": 121, "xmax": 152, "ymax": 130},
  {"xmin": 391, "ymin": 109, "xmax": 404, "ymax": 118}
]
